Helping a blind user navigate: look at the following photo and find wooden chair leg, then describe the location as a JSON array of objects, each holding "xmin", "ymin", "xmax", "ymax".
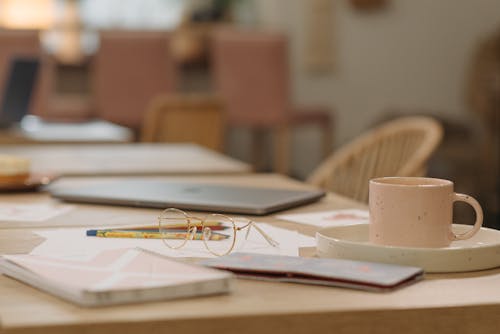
[
  {"xmin": 273, "ymin": 125, "xmax": 291, "ymax": 175},
  {"xmin": 250, "ymin": 129, "xmax": 267, "ymax": 172},
  {"xmin": 322, "ymin": 121, "xmax": 334, "ymax": 159}
]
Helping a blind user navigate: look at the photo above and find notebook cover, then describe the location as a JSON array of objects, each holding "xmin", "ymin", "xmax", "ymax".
[
  {"xmin": 201, "ymin": 253, "xmax": 424, "ymax": 291},
  {"xmin": 0, "ymin": 248, "xmax": 233, "ymax": 307}
]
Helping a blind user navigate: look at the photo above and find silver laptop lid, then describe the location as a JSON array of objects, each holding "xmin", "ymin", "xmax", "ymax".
[{"xmin": 50, "ymin": 180, "xmax": 325, "ymax": 215}]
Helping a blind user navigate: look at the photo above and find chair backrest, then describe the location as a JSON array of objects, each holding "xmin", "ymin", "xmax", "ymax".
[
  {"xmin": 0, "ymin": 57, "xmax": 39, "ymax": 127},
  {"xmin": 0, "ymin": 29, "xmax": 39, "ymax": 87},
  {"xmin": 140, "ymin": 94, "xmax": 226, "ymax": 152},
  {"xmin": 211, "ymin": 29, "xmax": 290, "ymax": 127},
  {"xmin": 0, "ymin": 29, "xmax": 49, "ymax": 118},
  {"xmin": 92, "ymin": 30, "xmax": 177, "ymax": 131},
  {"xmin": 307, "ymin": 116, "xmax": 443, "ymax": 203}
]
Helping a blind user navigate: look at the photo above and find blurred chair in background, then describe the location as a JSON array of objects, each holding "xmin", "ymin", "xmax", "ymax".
[
  {"xmin": 0, "ymin": 57, "xmax": 40, "ymax": 128},
  {"xmin": 32, "ymin": 55, "xmax": 96, "ymax": 122},
  {"xmin": 467, "ymin": 26, "xmax": 500, "ymax": 221},
  {"xmin": 307, "ymin": 116, "xmax": 443, "ymax": 203},
  {"xmin": 0, "ymin": 29, "xmax": 50, "ymax": 119},
  {"xmin": 140, "ymin": 94, "xmax": 225, "ymax": 152},
  {"xmin": 211, "ymin": 29, "xmax": 334, "ymax": 175},
  {"xmin": 92, "ymin": 30, "xmax": 178, "ymax": 134},
  {"xmin": 0, "ymin": 29, "xmax": 40, "ymax": 92}
]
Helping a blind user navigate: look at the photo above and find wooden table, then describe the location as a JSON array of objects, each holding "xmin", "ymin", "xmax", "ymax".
[
  {"xmin": 0, "ymin": 143, "xmax": 251, "ymax": 176},
  {"xmin": 1, "ymin": 174, "xmax": 500, "ymax": 334}
]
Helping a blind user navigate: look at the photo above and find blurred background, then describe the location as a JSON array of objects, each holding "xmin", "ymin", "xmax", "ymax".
[{"xmin": 0, "ymin": 0, "xmax": 498, "ymax": 225}]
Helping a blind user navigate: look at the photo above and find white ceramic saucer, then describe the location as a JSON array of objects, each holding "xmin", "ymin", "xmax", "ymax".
[{"xmin": 316, "ymin": 224, "xmax": 500, "ymax": 273}]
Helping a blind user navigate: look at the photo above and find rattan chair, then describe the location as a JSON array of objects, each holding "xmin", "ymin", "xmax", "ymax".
[
  {"xmin": 307, "ymin": 116, "xmax": 443, "ymax": 203},
  {"xmin": 140, "ymin": 94, "xmax": 225, "ymax": 152}
]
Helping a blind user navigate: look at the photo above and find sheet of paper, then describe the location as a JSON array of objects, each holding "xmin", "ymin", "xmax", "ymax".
[
  {"xmin": 0, "ymin": 203, "xmax": 73, "ymax": 223},
  {"xmin": 277, "ymin": 209, "xmax": 369, "ymax": 228},
  {"xmin": 31, "ymin": 223, "xmax": 311, "ymax": 260}
]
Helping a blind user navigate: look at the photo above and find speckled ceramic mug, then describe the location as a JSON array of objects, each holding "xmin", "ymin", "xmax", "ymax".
[{"xmin": 369, "ymin": 177, "xmax": 483, "ymax": 248}]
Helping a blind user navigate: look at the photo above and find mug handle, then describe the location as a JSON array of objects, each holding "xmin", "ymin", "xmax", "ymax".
[{"xmin": 451, "ymin": 193, "xmax": 484, "ymax": 240}]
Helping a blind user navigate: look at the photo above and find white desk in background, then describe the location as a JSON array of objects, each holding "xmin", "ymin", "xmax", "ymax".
[
  {"xmin": 0, "ymin": 116, "xmax": 134, "ymax": 144},
  {"xmin": 0, "ymin": 143, "xmax": 251, "ymax": 176}
]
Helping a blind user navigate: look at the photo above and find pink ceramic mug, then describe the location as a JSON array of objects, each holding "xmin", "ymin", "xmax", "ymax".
[{"xmin": 369, "ymin": 177, "xmax": 483, "ymax": 248}]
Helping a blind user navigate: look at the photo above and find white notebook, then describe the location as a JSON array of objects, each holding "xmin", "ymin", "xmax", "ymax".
[{"xmin": 0, "ymin": 248, "xmax": 233, "ymax": 307}]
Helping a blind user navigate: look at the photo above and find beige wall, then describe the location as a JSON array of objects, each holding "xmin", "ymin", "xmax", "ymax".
[{"xmin": 250, "ymin": 0, "xmax": 500, "ymax": 178}]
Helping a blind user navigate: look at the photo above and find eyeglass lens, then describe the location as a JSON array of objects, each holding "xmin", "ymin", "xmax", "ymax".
[
  {"xmin": 202, "ymin": 214, "xmax": 236, "ymax": 256},
  {"xmin": 158, "ymin": 208, "xmax": 195, "ymax": 249},
  {"xmin": 158, "ymin": 209, "xmax": 237, "ymax": 256}
]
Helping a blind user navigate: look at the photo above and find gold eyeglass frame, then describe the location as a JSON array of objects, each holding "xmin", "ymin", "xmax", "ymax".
[{"xmin": 158, "ymin": 208, "xmax": 279, "ymax": 256}]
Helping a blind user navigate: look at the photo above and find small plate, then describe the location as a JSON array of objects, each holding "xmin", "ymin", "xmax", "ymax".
[
  {"xmin": 0, "ymin": 173, "xmax": 58, "ymax": 192},
  {"xmin": 316, "ymin": 224, "xmax": 500, "ymax": 273}
]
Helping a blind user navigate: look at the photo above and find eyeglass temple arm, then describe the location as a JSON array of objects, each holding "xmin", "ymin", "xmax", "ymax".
[{"xmin": 240, "ymin": 222, "xmax": 279, "ymax": 247}]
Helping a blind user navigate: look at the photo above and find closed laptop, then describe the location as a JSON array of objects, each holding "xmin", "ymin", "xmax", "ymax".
[{"xmin": 50, "ymin": 180, "xmax": 325, "ymax": 215}]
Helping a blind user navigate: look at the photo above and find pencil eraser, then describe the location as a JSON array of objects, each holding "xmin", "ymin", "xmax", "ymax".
[{"xmin": 86, "ymin": 230, "xmax": 97, "ymax": 236}]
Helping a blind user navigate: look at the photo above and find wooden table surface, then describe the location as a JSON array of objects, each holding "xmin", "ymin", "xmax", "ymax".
[
  {"xmin": 0, "ymin": 143, "xmax": 251, "ymax": 176},
  {"xmin": 1, "ymin": 174, "xmax": 500, "ymax": 334}
]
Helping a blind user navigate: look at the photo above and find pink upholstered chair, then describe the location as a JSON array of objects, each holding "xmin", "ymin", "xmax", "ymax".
[
  {"xmin": 211, "ymin": 28, "xmax": 334, "ymax": 174},
  {"xmin": 92, "ymin": 30, "xmax": 178, "ymax": 133}
]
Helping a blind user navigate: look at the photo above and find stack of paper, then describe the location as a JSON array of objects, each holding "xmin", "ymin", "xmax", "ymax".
[
  {"xmin": 31, "ymin": 223, "xmax": 316, "ymax": 261},
  {"xmin": 277, "ymin": 209, "xmax": 369, "ymax": 228}
]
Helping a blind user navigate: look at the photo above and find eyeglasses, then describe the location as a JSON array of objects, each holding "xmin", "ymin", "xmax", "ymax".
[{"xmin": 157, "ymin": 208, "xmax": 279, "ymax": 256}]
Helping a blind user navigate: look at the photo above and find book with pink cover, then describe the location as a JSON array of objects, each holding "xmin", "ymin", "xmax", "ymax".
[{"xmin": 0, "ymin": 248, "xmax": 233, "ymax": 307}]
